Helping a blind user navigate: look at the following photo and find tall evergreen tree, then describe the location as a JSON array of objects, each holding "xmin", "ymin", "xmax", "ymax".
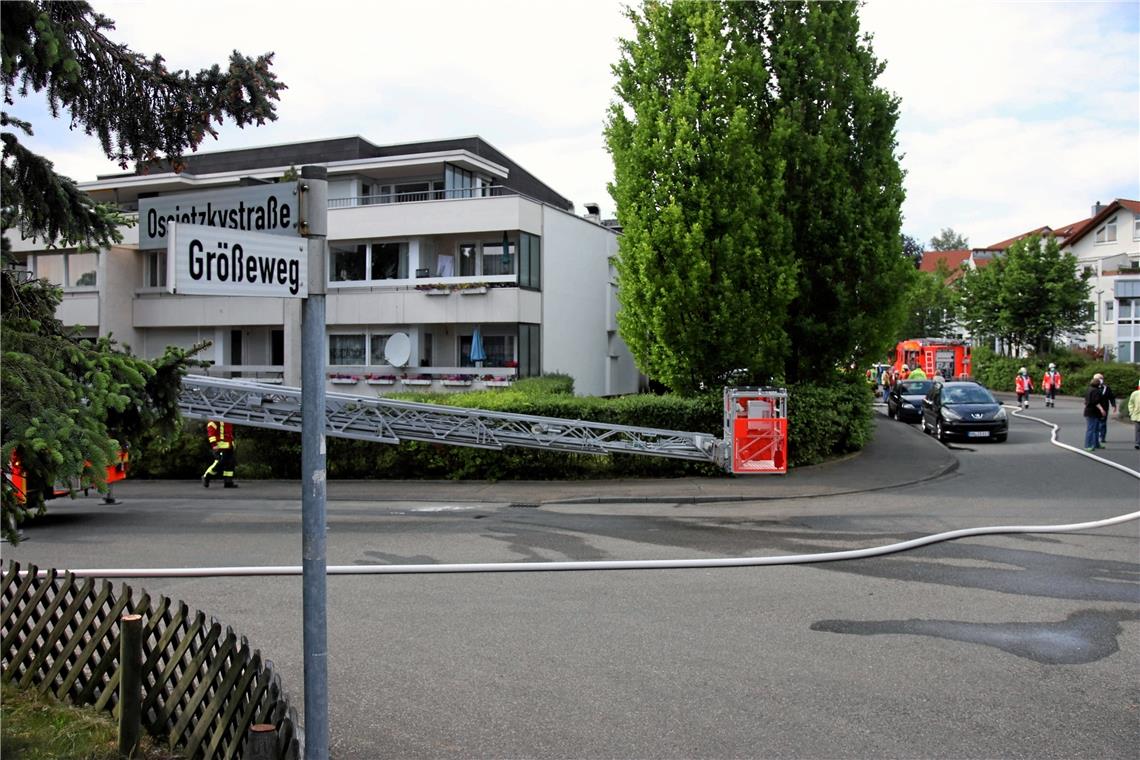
[
  {"xmin": 605, "ymin": 0, "xmax": 795, "ymax": 393},
  {"xmin": 768, "ymin": 1, "xmax": 909, "ymax": 381},
  {"xmin": 606, "ymin": 0, "xmax": 907, "ymax": 390},
  {"xmin": 1, "ymin": 1, "xmax": 284, "ymax": 539}
]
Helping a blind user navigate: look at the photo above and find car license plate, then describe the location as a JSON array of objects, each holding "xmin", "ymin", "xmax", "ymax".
[{"xmin": 967, "ymin": 431, "xmax": 990, "ymax": 438}]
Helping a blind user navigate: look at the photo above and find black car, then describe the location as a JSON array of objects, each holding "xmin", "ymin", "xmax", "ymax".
[
  {"xmin": 921, "ymin": 381, "xmax": 1008, "ymax": 442},
  {"xmin": 886, "ymin": 379, "xmax": 934, "ymax": 422}
]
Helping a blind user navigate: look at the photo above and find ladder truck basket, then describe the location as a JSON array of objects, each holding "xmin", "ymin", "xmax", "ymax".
[{"xmin": 724, "ymin": 387, "xmax": 788, "ymax": 475}]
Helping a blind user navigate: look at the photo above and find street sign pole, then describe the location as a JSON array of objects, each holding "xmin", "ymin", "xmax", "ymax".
[{"xmin": 298, "ymin": 166, "xmax": 329, "ymax": 760}]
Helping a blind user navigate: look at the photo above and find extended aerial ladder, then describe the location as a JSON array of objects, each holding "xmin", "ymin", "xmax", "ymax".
[{"xmin": 178, "ymin": 376, "xmax": 788, "ymax": 474}]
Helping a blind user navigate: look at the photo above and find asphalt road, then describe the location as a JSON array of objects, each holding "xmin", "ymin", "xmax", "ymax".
[{"xmin": 4, "ymin": 396, "xmax": 1139, "ymax": 759}]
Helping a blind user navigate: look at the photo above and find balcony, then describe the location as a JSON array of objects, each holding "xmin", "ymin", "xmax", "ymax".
[{"xmin": 328, "ymin": 185, "xmax": 522, "ymax": 209}]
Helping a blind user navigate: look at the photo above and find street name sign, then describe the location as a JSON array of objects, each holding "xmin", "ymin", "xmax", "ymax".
[
  {"xmin": 167, "ymin": 223, "xmax": 307, "ymax": 298},
  {"xmin": 139, "ymin": 183, "xmax": 298, "ymax": 249}
]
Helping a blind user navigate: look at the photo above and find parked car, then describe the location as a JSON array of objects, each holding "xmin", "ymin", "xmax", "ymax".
[
  {"xmin": 887, "ymin": 379, "xmax": 934, "ymax": 422},
  {"xmin": 921, "ymin": 381, "xmax": 1008, "ymax": 442}
]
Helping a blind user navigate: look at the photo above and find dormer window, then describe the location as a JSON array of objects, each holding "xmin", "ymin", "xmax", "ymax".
[{"xmin": 1094, "ymin": 216, "xmax": 1117, "ymax": 244}]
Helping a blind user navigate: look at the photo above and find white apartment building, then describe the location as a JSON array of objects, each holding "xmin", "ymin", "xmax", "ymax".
[
  {"xmin": 1061, "ymin": 199, "xmax": 1140, "ymax": 362},
  {"xmin": 7, "ymin": 136, "xmax": 642, "ymax": 396}
]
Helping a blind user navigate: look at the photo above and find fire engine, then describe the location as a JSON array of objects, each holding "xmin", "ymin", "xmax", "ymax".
[
  {"xmin": 6, "ymin": 449, "xmax": 128, "ymax": 504},
  {"xmin": 894, "ymin": 338, "xmax": 972, "ymax": 380}
]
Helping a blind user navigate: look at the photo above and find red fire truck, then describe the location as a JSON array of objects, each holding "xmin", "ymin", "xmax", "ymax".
[
  {"xmin": 894, "ymin": 338, "xmax": 972, "ymax": 380},
  {"xmin": 7, "ymin": 449, "xmax": 128, "ymax": 504}
]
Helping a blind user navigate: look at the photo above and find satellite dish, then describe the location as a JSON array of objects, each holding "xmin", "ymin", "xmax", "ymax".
[{"xmin": 384, "ymin": 332, "xmax": 411, "ymax": 367}]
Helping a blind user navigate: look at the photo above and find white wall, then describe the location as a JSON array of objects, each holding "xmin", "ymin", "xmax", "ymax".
[
  {"xmin": 541, "ymin": 208, "xmax": 633, "ymax": 396},
  {"xmin": 330, "ymin": 196, "xmax": 541, "ymax": 240},
  {"xmin": 1065, "ymin": 205, "xmax": 1140, "ymax": 349}
]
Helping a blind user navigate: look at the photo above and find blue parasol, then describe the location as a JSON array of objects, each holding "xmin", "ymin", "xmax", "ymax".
[{"xmin": 470, "ymin": 326, "xmax": 487, "ymax": 366}]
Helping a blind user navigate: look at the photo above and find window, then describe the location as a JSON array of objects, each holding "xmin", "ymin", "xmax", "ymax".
[
  {"xmin": 331, "ymin": 243, "xmax": 367, "ymax": 281},
  {"xmin": 459, "ymin": 334, "xmax": 514, "ymax": 367},
  {"xmin": 272, "ymin": 330, "xmax": 285, "ymax": 366},
  {"xmin": 1105, "ymin": 300, "xmax": 1114, "ymax": 323},
  {"xmin": 230, "ymin": 329, "xmax": 243, "ymax": 365},
  {"xmin": 329, "ymin": 334, "xmax": 366, "ymax": 366},
  {"xmin": 1118, "ymin": 341, "xmax": 1135, "ymax": 363},
  {"xmin": 519, "ymin": 233, "xmax": 541, "ymax": 290},
  {"xmin": 445, "ymin": 164, "xmax": 474, "ymax": 199},
  {"xmin": 371, "ymin": 243, "xmax": 407, "ymax": 280},
  {"xmin": 458, "ymin": 244, "xmax": 477, "ymax": 277},
  {"xmin": 482, "ymin": 241, "xmax": 515, "ymax": 276},
  {"xmin": 332, "ymin": 242, "xmax": 409, "ymax": 282},
  {"xmin": 34, "ymin": 254, "xmax": 65, "ymax": 284},
  {"xmin": 68, "ymin": 252, "xmax": 97, "ymax": 287},
  {"xmin": 1086, "ymin": 301, "xmax": 1096, "ymax": 320},
  {"xmin": 370, "ymin": 334, "xmax": 392, "ymax": 365},
  {"xmin": 395, "ymin": 182, "xmax": 431, "ymax": 202},
  {"xmin": 421, "ymin": 332, "xmax": 433, "ymax": 366},
  {"xmin": 519, "ymin": 323, "xmax": 540, "ymax": 377},
  {"xmin": 1095, "ymin": 216, "xmax": 1117, "ymax": 244},
  {"xmin": 1134, "ymin": 217, "xmax": 1140, "ymax": 240},
  {"xmin": 146, "ymin": 251, "xmax": 167, "ymax": 288}
]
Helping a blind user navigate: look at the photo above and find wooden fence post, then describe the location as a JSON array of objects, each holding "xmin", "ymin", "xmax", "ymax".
[
  {"xmin": 244, "ymin": 723, "xmax": 278, "ymax": 760},
  {"xmin": 118, "ymin": 613, "xmax": 143, "ymax": 757}
]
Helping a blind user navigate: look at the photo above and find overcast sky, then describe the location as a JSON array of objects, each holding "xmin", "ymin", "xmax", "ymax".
[{"xmin": 8, "ymin": 0, "xmax": 1139, "ymax": 249}]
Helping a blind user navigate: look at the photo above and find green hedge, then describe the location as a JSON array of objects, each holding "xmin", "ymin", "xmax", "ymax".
[
  {"xmin": 972, "ymin": 346, "xmax": 1139, "ymax": 399},
  {"xmin": 130, "ymin": 376, "xmax": 873, "ymax": 480}
]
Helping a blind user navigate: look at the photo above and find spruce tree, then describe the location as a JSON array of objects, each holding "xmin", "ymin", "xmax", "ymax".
[{"xmin": 1, "ymin": 1, "xmax": 284, "ymax": 539}]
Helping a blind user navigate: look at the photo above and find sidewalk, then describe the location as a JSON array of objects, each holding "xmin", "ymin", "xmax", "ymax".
[{"xmin": 117, "ymin": 416, "xmax": 956, "ymax": 506}]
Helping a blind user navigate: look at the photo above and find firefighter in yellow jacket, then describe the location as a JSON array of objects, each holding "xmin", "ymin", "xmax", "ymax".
[{"xmin": 203, "ymin": 420, "xmax": 238, "ymax": 488}]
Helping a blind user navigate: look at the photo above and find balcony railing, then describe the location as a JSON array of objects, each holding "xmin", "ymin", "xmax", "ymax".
[
  {"xmin": 191, "ymin": 365, "xmax": 519, "ymax": 389},
  {"xmin": 328, "ymin": 185, "xmax": 520, "ymax": 209}
]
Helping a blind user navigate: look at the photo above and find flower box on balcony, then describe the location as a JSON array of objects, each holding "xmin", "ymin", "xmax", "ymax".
[
  {"xmin": 442, "ymin": 380, "xmax": 473, "ymax": 387},
  {"xmin": 329, "ymin": 377, "xmax": 358, "ymax": 385},
  {"xmin": 459, "ymin": 286, "xmax": 488, "ymax": 295},
  {"xmin": 402, "ymin": 378, "xmax": 433, "ymax": 386},
  {"xmin": 423, "ymin": 288, "xmax": 451, "ymax": 296},
  {"xmin": 366, "ymin": 378, "xmax": 396, "ymax": 385},
  {"xmin": 484, "ymin": 380, "xmax": 512, "ymax": 387}
]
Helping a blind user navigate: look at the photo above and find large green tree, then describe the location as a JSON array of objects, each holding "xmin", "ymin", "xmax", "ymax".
[
  {"xmin": 929, "ymin": 227, "xmax": 969, "ymax": 251},
  {"xmin": 605, "ymin": 0, "xmax": 908, "ymax": 390},
  {"xmin": 769, "ymin": 1, "xmax": 909, "ymax": 381},
  {"xmin": 605, "ymin": 0, "xmax": 796, "ymax": 393},
  {"xmin": 896, "ymin": 260, "xmax": 958, "ymax": 342},
  {"xmin": 956, "ymin": 234, "xmax": 1091, "ymax": 355},
  {"xmin": 1, "ymin": 1, "xmax": 284, "ymax": 539}
]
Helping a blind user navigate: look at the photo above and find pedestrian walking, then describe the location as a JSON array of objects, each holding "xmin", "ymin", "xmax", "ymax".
[
  {"xmin": 1095, "ymin": 373, "xmax": 1116, "ymax": 446},
  {"xmin": 202, "ymin": 419, "xmax": 238, "ymax": 488},
  {"xmin": 1128, "ymin": 379, "xmax": 1140, "ymax": 450},
  {"xmin": 1015, "ymin": 367, "xmax": 1034, "ymax": 409},
  {"xmin": 1041, "ymin": 363, "xmax": 1062, "ymax": 408},
  {"xmin": 1083, "ymin": 376, "xmax": 1105, "ymax": 452}
]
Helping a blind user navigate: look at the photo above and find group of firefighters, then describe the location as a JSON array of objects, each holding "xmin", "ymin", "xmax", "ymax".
[{"xmin": 1014, "ymin": 364, "xmax": 1064, "ymax": 409}]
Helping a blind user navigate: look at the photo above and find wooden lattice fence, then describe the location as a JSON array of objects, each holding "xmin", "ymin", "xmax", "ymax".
[{"xmin": 2, "ymin": 561, "xmax": 301, "ymax": 759}]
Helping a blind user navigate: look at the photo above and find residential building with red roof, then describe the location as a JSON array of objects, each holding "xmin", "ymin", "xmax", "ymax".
[{"xmin": 1058, "ymin": 199, "xmax": 1140, "ymax": 361}]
